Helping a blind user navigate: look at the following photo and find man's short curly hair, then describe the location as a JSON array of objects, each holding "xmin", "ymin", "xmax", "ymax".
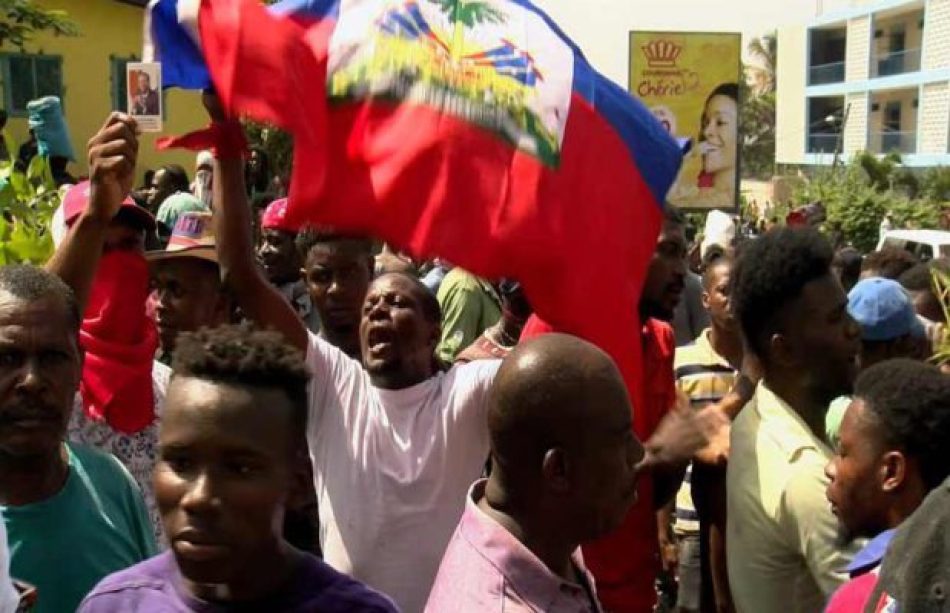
[
  {"xmin": 172, "ymin": 323, "xmax": 310, "ymax": 435},
  {"xmin": 295, "ymin": 227, "xmax": 374, "ymax": 263},
  {"xmin": 732, "ymin": 227, "xmax": 834, "ymax": 359},
  {"xmin": 855, "ymin": 358, "xmax": 950, "ymax": 490},
  {"xmin": 0, "ymin": 264, "xmax": 80, "ymax": 332},
  {"xmin": 861, "ymin": 247, "xmax": 918, "ymax": 280}
]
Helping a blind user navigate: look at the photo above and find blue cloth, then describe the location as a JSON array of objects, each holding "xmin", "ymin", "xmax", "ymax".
[
  {"xmin": 421, "ymin": 264, "xmax": 449, "ymax": 295},
  {"xmin": 846, "ymin": 528, "xmax": 896, "ymax": 576},
  {"xmin": 26, "ymin": 96, "xmax": 75, "ymax": 161}
]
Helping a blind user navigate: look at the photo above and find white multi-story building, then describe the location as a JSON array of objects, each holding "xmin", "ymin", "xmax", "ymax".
[{"xmin": 776, "ymin": 0, "xmax": 950, "ymax": 167}]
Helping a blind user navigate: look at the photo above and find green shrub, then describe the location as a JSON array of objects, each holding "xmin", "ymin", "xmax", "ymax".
[
  {"xmin": 0, "ymin": 147, "xmax": 59, "ymax": 265},
  {"xmin": 795, "ymin": 154, "xmax": 945, "ymax": 253}
]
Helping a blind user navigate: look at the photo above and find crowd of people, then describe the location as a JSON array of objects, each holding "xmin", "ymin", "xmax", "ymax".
[{"xmin": 0, "ymin": 99, "xmax": 948, "ymax": 613}]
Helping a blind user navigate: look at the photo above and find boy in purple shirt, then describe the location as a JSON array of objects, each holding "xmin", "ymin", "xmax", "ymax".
[{"xmin": 79, "ymin": 325, "xmax": 397, "ymax": 612}]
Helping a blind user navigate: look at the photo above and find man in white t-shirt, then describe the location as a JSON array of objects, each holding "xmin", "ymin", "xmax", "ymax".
[
  {"xmin": 207, "ymin": 103, "xmax": 499, "ymax": 609},
  {"xmin": 205, "ymin": 97, "xmax": 726, "ymax": 612}
]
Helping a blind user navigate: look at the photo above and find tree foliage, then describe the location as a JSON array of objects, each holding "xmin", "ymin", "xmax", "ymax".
[
  {"xmin": 795, "ymin": 153, "xmax": 946, "ymax": 252},
  {"xmin": 746, "ymin": 33, "xmax": 776, "ymax": 94},
  {"xmin": 740, "ymin": 33, "xmax": 776, "ymax": 180},
  {"xmin": 932, "ymin": 267, "xmax": 950, "ymax": 368},
  {"xmin": 0, "ymin": 0, "xmax": 78, "ymax": 49},
  {"xmin": 0, "ymin": 144, "xmax": 59, "ymax": 265}
]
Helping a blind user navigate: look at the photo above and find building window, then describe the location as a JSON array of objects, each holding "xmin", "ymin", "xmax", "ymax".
[
  {"xmin": 110, "ymin": 56, "xmax": 136, "ymax": 113},
  {"xmin": 1, "ymin": 54, "xmax": 63, "ymax": 116}
]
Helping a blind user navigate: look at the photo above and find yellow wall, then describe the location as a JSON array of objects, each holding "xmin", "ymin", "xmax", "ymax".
[{"xmin": 1, "ymin": 0, "xmax": 207, "ymax": 183}]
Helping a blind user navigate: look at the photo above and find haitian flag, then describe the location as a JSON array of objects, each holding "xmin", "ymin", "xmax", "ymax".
[{"xmin": 148, "ymin": 0, "xmax": 681, "ymax": 436}]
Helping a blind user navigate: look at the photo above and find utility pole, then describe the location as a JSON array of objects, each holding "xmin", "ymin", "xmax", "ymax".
[{"xmin": 832, "ymin": 102, "xmax": 851, "ymax": 169}]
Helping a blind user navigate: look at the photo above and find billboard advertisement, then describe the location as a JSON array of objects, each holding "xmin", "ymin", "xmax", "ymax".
[{"xmin": 629, "ymin": 32, "xmax": 741, "ymax": 210}]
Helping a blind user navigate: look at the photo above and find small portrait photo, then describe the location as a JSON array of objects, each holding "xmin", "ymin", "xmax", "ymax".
[{"xmin": 127, "ymin": 62, "xmax": 162, "ymax": 132}]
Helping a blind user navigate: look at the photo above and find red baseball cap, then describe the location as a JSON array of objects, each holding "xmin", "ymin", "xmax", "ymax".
[
  {"xmin": 260, "ymin": 198, "xmax": 299, "ymax": 233},
  {"xmin": 62, "ymin": 180, "xmax": 156, "ymax": 232}
]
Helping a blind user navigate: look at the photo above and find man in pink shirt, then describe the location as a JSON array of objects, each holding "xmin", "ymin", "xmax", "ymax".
[{"xmin": 427, "ymin": 333, "xmax": 714, "ymax": 612}]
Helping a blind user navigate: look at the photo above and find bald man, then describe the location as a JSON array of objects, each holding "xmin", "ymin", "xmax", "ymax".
[{"xmin": 426, "ymin": 334, "xmax": 713, "ymax": 612}]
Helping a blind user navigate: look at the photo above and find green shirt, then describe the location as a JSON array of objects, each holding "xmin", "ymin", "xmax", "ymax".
[
  {"xmin": 436, "ymin": 269, "xmax": 501, "ymax": 363},
  {"xmin": 2, "ymin": 443, "xmax": 157, "ymax": 613}
]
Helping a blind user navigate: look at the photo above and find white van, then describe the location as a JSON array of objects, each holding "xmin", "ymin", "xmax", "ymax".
[{"xmin": 876, "ymin": 229, "xmax": 950, "ymax": 261}]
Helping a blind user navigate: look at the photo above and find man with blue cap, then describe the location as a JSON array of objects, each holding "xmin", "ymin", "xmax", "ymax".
[
  {"xmin": 825, "ymin": 277, "xmax": 929, "ymax": 445},
  {"xmin": 848, "ymin": 277, "xmax": 928, "ymax": 370}
]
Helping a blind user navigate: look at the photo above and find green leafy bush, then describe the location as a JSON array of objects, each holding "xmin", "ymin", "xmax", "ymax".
[
  {"xmin": 795, "ymin": 153, "xmax": 945, "ymax": 252},
  {"xmin": 0, "ymin": 147, "xmax": 59, "ymax": 265},
  {"xmin": 932, "ymin": 268, "xmax": 950, "ymax": 369}
]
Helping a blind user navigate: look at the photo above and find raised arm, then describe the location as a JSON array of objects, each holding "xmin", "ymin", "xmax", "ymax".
[
  {"xmin": 46, "ymin": 113, "xmax": 138, "ymax": 311},
  {"xmin": 204, "ymin": 93, "xmax": 307, "ymax": 353}
]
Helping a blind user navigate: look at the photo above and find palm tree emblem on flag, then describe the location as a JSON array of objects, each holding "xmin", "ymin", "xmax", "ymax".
[{"xmin": 328, "ymin": 0, "xmax": 572, "ymax": 166}]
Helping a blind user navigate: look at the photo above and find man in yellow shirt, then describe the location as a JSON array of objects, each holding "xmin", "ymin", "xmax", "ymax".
[{"xmin": 727, "ymin": 228, "xmax": 863, "ymax": 613}]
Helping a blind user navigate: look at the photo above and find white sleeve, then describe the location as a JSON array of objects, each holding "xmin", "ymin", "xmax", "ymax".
[
  {"xmin": 305, "ymin": 331, "xmax": 365, "ymax": 428},
  {"xmin": 0, "ymin": 521, "xmax": 18, "ymax": 613},
  {"xmin": 449, "ymin": 359, "xmax": 502, "ymax": 427}
]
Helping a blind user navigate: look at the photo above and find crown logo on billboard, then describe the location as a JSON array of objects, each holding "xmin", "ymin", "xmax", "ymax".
[{"xmin": 641, "ymin": 40, "xmax": 681, "ymax": 68}]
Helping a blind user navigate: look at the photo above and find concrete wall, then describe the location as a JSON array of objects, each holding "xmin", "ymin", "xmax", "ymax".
[
  {"xmin": 844, "ymin": 92, "xmax": 870, "ymax": 152},
  {"xmin": 846, "ymin": 16, "xmax": 872, "ymax": 80},
  {"xmin": 919, "ymin": 81, "xmax": 950, "ymax": 152},
  {"xmin": 776, "ymin": 26, "xmax": 809, "ymax": 164},
  {"xmin": 923, "ymin": 0, "xmax": 950, "ymax": 70},
  {"xmin": 1, "ymin": 0, "xmax": 207, "ymax": 183}
]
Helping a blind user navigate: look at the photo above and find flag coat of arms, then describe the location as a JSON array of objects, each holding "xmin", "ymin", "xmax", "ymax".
[{"xmin": 148, "ymin": 1, "xmax": 681, "ymax": 605}]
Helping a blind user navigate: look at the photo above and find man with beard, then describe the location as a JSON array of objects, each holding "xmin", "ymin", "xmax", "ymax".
[
  {"xmin": 824, "ymin": 359, "xmax": 950, "ymax": 612},
  {"xmin": 727, "ymin": 228, "xmax": 863, "ymax": 613},
  {"xmin": 0, "ymin": 265, "xmax": 155, "ymax": 613},
  {"xmin": 207, "ymin": 95, "xmax": 724, "ymax": 612}
]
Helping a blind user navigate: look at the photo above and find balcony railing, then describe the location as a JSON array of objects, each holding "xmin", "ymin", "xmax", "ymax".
[
  {"xmin": 807, "ymin": 133, "xmax": 841, "ymax": 153},
  {"xmin": 809, "ymin": 61, "xmax": 846, "ymax": 85},
  {"xmin": 872, "ymin": 48, "xmax": 922, "ymax": 78},
  {"xmin": 869, "ymin": 130, "xmax": 917, "ymax": 154}
]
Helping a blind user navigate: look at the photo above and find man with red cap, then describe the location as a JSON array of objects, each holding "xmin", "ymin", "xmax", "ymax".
[
  {"xmin": 258, "ymin": 198, "xmax": 320, "ymax": 333},
  {"xmin": 47, "ymin": 133, "xmax": 168, "ymax": 541},
  {"xmin": 46, "ymin": 114, "xmax": 231, "ymax": 543}
]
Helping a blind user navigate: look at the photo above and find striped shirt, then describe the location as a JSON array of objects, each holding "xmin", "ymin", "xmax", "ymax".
[{"xmin": 673, "ymin": 329, "xmax": 737, "ymax": 534}]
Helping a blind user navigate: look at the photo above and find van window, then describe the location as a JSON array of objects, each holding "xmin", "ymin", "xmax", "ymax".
[{"xmin": 901, "ymin": 242, "xmax": 932, "ymax": 261}]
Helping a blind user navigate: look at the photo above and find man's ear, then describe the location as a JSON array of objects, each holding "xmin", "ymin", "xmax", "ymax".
[
  {"xmin": 541, "ymin": 448, "xmax": 571, "ymax": 494},
  {"xmin": 880, "ymin": 450, "xmax": 908, "ymax": 493},
  {"xmin": 769, "ymin": 332, "xmax": 797, "ymax": 368}
]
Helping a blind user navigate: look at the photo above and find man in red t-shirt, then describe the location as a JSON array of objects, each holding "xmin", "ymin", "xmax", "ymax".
[{"xmin": 521, "ymin": 207, "xmax": 688, "ymax": 612}]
